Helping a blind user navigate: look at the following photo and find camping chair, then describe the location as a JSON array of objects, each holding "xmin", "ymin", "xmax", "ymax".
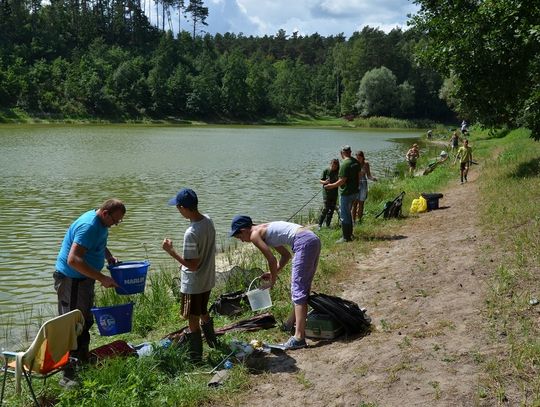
[{"xmin": 1, "ymin": 309, "xmax": 84, "ymax": 406}]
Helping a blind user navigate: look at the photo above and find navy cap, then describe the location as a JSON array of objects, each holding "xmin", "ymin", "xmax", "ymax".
[
  {"xmin": 229, "ymin": 215, "xmax": 253, "ymax": 237},
  {"xmin": 168, "ymin": 188, "xmax": 198, "ymax": 209},
  {"xmin": 341, "ymin": 145, "xmax": 351, "ymax": 152}
]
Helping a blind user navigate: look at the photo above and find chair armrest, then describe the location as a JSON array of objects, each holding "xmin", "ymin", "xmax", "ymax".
[{"xmin": 2, "ymin": 351, "xmax": 18, "ymax": 358}]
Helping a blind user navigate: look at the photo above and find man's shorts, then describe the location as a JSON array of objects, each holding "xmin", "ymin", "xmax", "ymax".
[
  {"xmin": 408, "ymin": 160, "xmax": 417, "ymax": 169},
  {"xmin": 460, "ymin": 161, "xmax": 469, "ymax": 171},
  {"xmin": 181, "ymin": 290, "xmax": 211, "ymax": 319}
]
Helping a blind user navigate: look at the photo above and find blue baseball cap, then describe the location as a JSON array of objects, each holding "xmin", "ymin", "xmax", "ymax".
[
  {"xmin": 229, "ymin": 215, "xmax": 253, "ymax": 237},
  {"xmin": 168, "ymin": 188, "xmax": 198, "ymax": 209}
]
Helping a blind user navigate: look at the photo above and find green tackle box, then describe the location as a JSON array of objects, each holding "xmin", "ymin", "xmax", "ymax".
[{"xmin": 305, "ymin": 311, "xmax": 343, "ymax": 339}]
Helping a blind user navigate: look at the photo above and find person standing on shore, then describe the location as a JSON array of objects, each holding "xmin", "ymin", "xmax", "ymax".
[
  {"xmin": 352, "ymin": 151, "xmax": 377, "ymax": 223},
  {"xmin": 162, "ymin": 188, "xmax": 218, "ymax": 362},
  {"xmin": 450, "ymin": 131, "xmax": 460, "ymax": 154},
  {"xmin": 229, "ymin": 215, "xmax": 321, "ymax": 350},
  {"xmin": 454, "ymin": 139, "xmax": 473, "ymax": 184},
  {"xmin": 54, "ymin": 198, "xmax": 124, "ymax": 387},
  {"xmin": 324, "ymin": 145, "xmax": 360, "ymax": 242},
  {"xmin": 406, "ymin": 144, "xmax": 420, "ymax": 176},
  {"xmin": 318, "ymin": 158, "xmax": 339, "ymax": 229}
]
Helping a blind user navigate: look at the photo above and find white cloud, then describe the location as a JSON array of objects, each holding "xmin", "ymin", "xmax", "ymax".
[{"xmin": 174, "ymin": 0, "xmax": 419, "ymax": 38}]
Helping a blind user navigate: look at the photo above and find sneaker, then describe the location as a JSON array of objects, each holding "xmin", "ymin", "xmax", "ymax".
[
  {"xmin": 336, "ymin": 237, "xmax": 350, "ymax": 243},
  {"xmin": 59, "ymin": 377, "xmax": 79, "ymax": 389},
  {"xmin": 282, "ymin": 336, "xmax": 307, "ymax": 350}
]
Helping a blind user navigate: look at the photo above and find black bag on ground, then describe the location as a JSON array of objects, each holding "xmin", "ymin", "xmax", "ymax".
[
  {"xmin": 376, "ymin": 191, "xmax": 405, "ymax": 219},
  {"xmin": 307, "ymin": 292, "xmax": 371, "ymax": 335},
  {"xmin": 209, "ymin": 290, "xmax": 247, "ymax": 316}
]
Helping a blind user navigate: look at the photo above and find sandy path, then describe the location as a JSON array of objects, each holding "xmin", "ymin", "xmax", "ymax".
[{"xmin": 238, "ymin": 164, "xmax": 495, "ymax": 406}]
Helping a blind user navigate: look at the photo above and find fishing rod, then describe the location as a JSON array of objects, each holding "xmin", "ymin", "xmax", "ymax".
[{"xmin": 286, "ymin": 187, "xmax": 323, "ymax": 222}]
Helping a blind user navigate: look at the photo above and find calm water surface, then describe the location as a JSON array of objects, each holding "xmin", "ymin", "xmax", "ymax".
[{"xmin": 0, "ymin": 124, "xmax": 418, "ymax": 346}]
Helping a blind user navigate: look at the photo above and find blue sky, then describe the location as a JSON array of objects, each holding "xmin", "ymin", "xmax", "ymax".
[{"xmin": 162, "ymin": 0, "xmax": 419, "ymax": 38}]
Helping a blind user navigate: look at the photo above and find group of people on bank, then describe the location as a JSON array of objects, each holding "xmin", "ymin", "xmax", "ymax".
[
  {"xmin": 52, "ymin": 135, "xmax": 472, "ymax": 387},
  {"xmin": 53, "ymin": 187, "xmax": 325, "ymax": 386},
  {"xmin": 318, "ymin": 146, "xmax": 378, "ymax": 242}
]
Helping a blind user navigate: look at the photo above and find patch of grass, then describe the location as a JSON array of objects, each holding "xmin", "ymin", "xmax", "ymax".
[
  {"xmin": 379, "ymin": 319, "xmax": 392, "ymax": 333},
  {"xmin": 295, "ymin": 371, "xmax": 313, "ymax": 389},
  {"xmin": 477, "ymin": 128, "xmax": 540, "ymax": 403},
  {"xmin": 354, "ymin": 363, "xmax": 370, "ymax": 377},
  {"xmin": 429, "ymin": 380, "xmax": 441, "ymax": 400},
  {"xmin": 398, "ymin": 336, "xmax": 412, "ymax": 349},
  {"xmin": 412, "ymin": 320, "xmax": 455, "ymax": 339}
]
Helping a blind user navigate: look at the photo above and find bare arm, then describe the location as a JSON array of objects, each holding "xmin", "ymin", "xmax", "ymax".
[
  {"xmin": 325, "ymin": 177, "xmax": 346, "ymax": 190},
  {"xmin": 162, "ymin": 238, "xmax": 200, "ymax": 270},
  {"xmin": 67, "ymin": 243, "xmax": 118, "ymax": 288},
  {"xmin": 364, "ymin": 162, "xmax": 377, "ymax": 181},
  {"xmin": 274, "ymin": 245, "xmax": 292, "ymax": 273},
  {"xmin": 104, "ymin": 247, "xmax": 118, "ymax": 265}
]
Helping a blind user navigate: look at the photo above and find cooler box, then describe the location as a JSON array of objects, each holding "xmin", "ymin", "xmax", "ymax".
[
  {"xmin": 421, "ymin": 193, "xmax": 443, "ymax": 211},
  {"xmin": 305, "ymin": 311, "xmax": 343, "ymax": 339}
]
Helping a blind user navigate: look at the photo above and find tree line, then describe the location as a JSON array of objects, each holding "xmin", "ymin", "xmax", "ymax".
[
  {"xmin": 412, "ymin": 0, "xmax": 540, "ymax": 140},
  {"xmin": 0, "ymin": 0, "xmax": 455, "ymax": 121}
]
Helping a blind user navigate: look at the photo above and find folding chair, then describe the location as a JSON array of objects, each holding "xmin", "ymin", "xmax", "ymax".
[{"xmin": 1, "ymin": 309, "xmax": 84, "ymax": 406}]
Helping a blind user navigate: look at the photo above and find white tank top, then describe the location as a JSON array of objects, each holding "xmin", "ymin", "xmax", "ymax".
[{"xmin": 264, "ymin": 221, "xmax": 302, "ymax": 247}]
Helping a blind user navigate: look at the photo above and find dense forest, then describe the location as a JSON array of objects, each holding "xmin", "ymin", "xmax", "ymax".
[{"xmin": 0, "ymin": 0, "xmax": 454, "ymax": 121}]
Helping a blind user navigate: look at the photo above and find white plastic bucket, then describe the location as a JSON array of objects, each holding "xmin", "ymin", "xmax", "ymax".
[{"xmin": 246, "ymin": 277, "xmax": 272, "ymax": 311}]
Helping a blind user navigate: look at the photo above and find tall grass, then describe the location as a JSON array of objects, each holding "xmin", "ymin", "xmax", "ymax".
[
  {"xmin": 351, "ymin": 116, "xmax": 434, "ymax": 129},
  {"xmin": 475, "ymin": 128, "xmax": 540, "ymax": 404}
]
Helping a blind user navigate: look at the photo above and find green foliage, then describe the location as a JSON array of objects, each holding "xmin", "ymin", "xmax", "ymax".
[
  {"xmin": 411, "ymin": 0, "xmax": 540, "ymax": 139},
  {"xmin": 356, "ymin": 66, "xmax": 398, "ymax": 117},
  {"xmin": 0, "ymin": 1, "xmax": 455, "ymax": 123},
  {"xmin": 477, "ymin": 128, "xmax": 540, "ymax": 402}
]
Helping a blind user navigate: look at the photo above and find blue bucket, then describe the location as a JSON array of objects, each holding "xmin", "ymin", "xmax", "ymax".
[
  {"xmin": 108, "ymin": 261, "xmax": 150, "ymax": 295},
  {"xmin": 91, "ymin": 302, "xmax": 134, "ymax": 336}
]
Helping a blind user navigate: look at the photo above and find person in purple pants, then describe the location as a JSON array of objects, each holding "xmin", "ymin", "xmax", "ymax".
[{"xmin": 229, "ymin": 215, "xmax": 321, "ymax": 350}]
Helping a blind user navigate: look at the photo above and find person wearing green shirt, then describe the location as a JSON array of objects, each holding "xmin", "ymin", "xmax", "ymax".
[
  {"xmin": 454, "ymin": 139, "xmax": 473, "ymax": 184},
  {"xmin": 324, "ymin": 145, "xmax": 360, "ymax": 242},
  {"xmin": 318, "ymin": 158, "xmax": 339, "ymax": 229}
]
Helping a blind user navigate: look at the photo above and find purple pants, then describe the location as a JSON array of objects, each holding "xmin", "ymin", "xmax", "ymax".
[{"xmin": 291, "ymin": 230, "xmax": 321, "ymax": 304}]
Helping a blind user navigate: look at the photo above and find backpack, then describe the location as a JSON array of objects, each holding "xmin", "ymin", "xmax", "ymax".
[
  {"xmin": 308, "ymin": 292, "xmax": 371, "ymax": 335},
  {"xmin": 376, "ymin": 191, "xmax": 405, "ymax": 219}
]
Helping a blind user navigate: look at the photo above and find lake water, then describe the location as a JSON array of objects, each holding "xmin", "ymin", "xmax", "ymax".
[{"xmin": 0, "ymin": 124, "xmax": 418, "ymax": 347}]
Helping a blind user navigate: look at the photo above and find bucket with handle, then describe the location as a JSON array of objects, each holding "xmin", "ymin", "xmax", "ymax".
[
  {"xmin": 246, "ymin": 276, "xmax": 272, "ymax": 311},
  {"xmin": 107, "ymin": 260, "xmax": 150, "ymax": 295}
]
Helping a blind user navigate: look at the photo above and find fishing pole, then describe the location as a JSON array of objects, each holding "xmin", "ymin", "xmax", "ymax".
[{"xmin": 286, "ymin": 187, "xmax": 323, "ymax": 222}]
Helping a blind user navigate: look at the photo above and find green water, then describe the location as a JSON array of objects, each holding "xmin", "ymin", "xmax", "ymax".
[{"xmin": 0, "ymin": 124, "xmax": 417, "ymax": 345}]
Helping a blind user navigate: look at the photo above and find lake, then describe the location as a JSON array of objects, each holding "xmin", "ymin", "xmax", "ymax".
[{"xmin": 0, "ymin": 124, "xmax": 418, "ymax": 347}]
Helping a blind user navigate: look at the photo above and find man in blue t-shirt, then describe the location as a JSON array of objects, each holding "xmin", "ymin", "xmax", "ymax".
[{"xmin": 54, "ymin": 198, "xmax": 125, "ymax": 387}]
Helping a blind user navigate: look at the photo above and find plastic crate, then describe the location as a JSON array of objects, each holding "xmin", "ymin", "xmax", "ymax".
[
  {"xmin": 305, "ymin": 311, "xmax": 343, "ymax": 339},
  {"xmin": 421, "ymin": 193, "xmax": 443, "ymax": 211}
]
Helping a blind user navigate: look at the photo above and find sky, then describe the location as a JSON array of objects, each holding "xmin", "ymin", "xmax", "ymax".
[{"xmin": 163, "ymin": 0, "xmax": 419, "ymax": 38}]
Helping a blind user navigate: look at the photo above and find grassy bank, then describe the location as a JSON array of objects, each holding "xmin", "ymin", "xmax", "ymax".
[
  {"xmin": 0, "ymin": 108, "xmax": 436, "ymax": 130},
  {"xmin": 7, "ymin": 129, "xmax": 538, "ymax": 406},
  {"xmin": 474, "ymin": 128, "xmax": 540, "ymax": 403}
]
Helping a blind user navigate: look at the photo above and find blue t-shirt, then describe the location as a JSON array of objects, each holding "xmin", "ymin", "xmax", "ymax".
[{"xmin": 56, "ymin": 210, "xmax": 109, "ymax": 278}]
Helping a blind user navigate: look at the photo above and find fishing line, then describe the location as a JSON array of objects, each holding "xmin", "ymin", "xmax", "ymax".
[{"xmin": 286, "ymin": 187, "xmax": 322, "ymax": 222}]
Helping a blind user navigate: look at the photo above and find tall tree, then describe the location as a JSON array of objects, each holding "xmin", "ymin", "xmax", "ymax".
[
  {"xmin": 411, "ymin": 0, "xmax": 540, "ymax": 139},
  {"xmin": 185, "ymin": 0, "xmax": 207, "ymax": 38},
  {"xmin": 356, "ymin": 66, "xmax": 398, "ymax": 117}
]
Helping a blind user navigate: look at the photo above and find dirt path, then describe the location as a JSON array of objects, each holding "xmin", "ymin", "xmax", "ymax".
[{"xmin": 240, "ymin": 165, "xmax": 496, "ymax": 406}]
